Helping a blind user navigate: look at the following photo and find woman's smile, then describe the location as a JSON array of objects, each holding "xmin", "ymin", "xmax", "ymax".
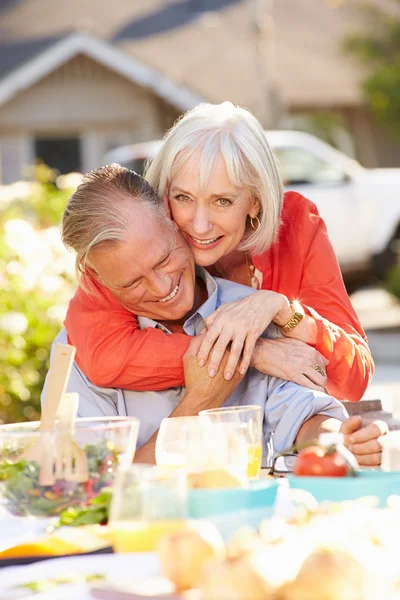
[{"xmin": 186, "ymin": 233, "xmax": 224, "ymax": 250}]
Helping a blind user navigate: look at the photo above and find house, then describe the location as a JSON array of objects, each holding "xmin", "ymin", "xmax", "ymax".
[{"xmin": 0, "ymin": 0, "xmax": 398, "ymax": 184}]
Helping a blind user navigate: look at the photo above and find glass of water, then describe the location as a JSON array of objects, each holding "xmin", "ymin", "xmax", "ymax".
[{"xmin": 155, "ymin": 416, "xmax": 202, "ymax": 468}]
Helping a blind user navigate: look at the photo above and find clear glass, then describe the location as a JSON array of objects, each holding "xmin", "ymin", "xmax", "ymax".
[
  {"xmin": 0, "ymin": 417, "xmax": 139, "ymax": 517},
  {"xmin": 109, "ymin": 464, "xmax": 187, "ymax": 552},
  {"xmin": 200, "ymin": 405, "xmax": 265, "ymax": 478},
  {"xmin": 155, "ymin": 416, "xmax": 201, "ymax": 468},
  {"xmin": 156, "ymin": 415, "xmax": 249, "ymax": 480}
]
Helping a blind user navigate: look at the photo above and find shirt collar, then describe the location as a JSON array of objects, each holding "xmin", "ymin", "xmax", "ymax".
[{"xmin": 137, "ymin": 266, "xmax": 218, "ymax": 336}]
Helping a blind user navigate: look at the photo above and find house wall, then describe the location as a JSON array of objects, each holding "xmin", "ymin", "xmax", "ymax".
[{"xmin": 0, "ymin": 55, "xmax": 180, "ymax": 183}]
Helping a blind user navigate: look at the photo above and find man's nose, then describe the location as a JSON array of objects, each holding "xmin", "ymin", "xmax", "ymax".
[
  {"xmin": 150, "ymin": 271, "xmax": 172, "ymax": 298},
  {"xmin": 191, "ymin": 206, "xmax": 213, "ymax": 235}
]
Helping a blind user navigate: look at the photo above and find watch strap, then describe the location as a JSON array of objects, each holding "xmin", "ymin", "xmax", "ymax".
[{"xmin": 279, "ymin": 301, "xmax": 304, "ymax": 333}]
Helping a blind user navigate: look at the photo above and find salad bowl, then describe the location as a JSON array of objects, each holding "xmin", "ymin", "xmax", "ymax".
[{"xmin": 0, "ymin": 417, "xmax": 139, "ymax": 518}]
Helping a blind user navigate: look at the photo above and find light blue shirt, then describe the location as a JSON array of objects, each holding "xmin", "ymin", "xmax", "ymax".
[{"xmin": 45, "ymin": 268, "xmax": 348, "ymax": 459}]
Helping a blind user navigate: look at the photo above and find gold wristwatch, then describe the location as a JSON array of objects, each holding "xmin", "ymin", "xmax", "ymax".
[{"xmin": 279, "ymin": 300, "xmax": 304, "ymax": 333}]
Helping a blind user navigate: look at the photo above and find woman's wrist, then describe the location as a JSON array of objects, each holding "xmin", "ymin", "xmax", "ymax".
[
  {"xmin": 273, "ymin": 298, "xmax": 318, "ymax": 345},
  {"xmin": 283, "ymin": 310, "xmax": 318, "ymax": 345},
  {"xmin": 271, "ymin": 294, "xmax": 293, "ymax": 328}
]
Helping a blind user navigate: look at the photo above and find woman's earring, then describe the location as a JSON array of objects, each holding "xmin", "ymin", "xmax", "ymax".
[{"xmin": 250, "ymin": 215, "xmax": 261, "ymax": 230}]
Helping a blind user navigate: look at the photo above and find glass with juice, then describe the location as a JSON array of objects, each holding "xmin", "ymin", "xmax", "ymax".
[
  {"xmin": 109, "ymin": 464, "xmax": 187, "ymax": 553},
  {"xmin": 200, "ymin": 405, "xmax": 264, "ymax": 479}
]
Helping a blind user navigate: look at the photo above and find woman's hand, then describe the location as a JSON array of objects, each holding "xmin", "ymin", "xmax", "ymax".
[
  {"xmin": 251, "ymin": 337, "xmax": 329, "ymax": 392},
  {"xmin": 197, "ymin": 291, "xmax": 290, "ymax": 380}
]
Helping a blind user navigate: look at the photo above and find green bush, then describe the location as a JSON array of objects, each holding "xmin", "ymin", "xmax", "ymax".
[
  {"xmin": 386, "ymin": 265, "xmax": 400, "ymax": 301},
  {"xmin": 0, "ymin": 167, "xmax": 79, "ymax": 424}
]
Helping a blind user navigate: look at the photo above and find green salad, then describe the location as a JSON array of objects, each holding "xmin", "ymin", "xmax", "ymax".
[{"xmin": 0, "ymin": 439, "xmax": 120, "ymax": 517}]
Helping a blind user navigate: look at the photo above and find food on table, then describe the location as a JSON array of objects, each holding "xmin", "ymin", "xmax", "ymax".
[
  {"xmin": 278, "ymin": 547, "xmax": 366, "ymax": 600},
  {"xmin": 157, "ymin": 523, "xmax": 224, "ymax": 591},
  {"xmin": 198, "ymin": 552, "xmax": 274, "ymax": 600},
  {"xmin": 0, "ymin": 439, "xmax": 120, "ymax": 517},
  {"xmin": 0, "ymin": 525, "xmax": 111, "ymax": 559},
  {"xmin": 293, "ymin": 445, "xmax": 353, "ymax": 477},
  {"xmin": 155, "ymin": 498, "xmax": 400, "ymax": 599},
  {"xmin": 13, "ymin": 573, "xmax": 105, "ymax": 595},
  {"xmin": 187, "ymin": 468, "xmax": 247, "ymax": 489},
  {"xmin": 58, "ymin": 487, "xmax": 112, "ymax": 526}
]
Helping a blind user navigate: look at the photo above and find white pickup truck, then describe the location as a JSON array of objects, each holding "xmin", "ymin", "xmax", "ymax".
[{"xmin": 104, "ymin": 131, "xmax": 400, "ymax": 289}]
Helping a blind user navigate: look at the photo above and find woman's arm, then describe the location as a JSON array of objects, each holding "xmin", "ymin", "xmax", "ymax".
[
  {"xmin": 279, "ymin": 194, "xmax": 374, "ymax": 402},
  {"xmin": 65, "ymin": 277, "xmax": 189, "ymax": 391}
]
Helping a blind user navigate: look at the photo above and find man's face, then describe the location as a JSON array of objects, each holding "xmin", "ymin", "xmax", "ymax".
[{"xmin": 87, "ymin": 210, "xmax": 196, "ymax": 322}]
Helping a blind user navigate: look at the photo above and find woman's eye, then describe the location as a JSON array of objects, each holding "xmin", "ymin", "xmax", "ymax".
[
  {"xmin": 216, "ymin": 197, "xmax": 232, "ymax": 207},
  {"xmin": 175, "ymin": 194, "xmax": 191, "ymax": 203}
]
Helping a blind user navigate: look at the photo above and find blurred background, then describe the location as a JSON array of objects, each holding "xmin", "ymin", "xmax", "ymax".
[{"xmin": 0, "ymin": 0, "xmax": 399, "ymax": 424}]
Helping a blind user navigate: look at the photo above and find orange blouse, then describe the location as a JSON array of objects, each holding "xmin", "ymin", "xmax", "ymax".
[{"xmin": 64, "ymin": 191, "xmax": 374, "ymax": 402}]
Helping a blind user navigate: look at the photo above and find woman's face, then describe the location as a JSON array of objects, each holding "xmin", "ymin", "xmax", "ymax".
[{"xmin": 168, "ymin": 154, "xmax": 260, "ymax": 266}]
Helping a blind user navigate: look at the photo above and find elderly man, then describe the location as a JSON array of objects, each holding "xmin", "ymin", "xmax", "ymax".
[{"xmin": 44, "ymin": 165, "xmax": 386, "ymax": 465}]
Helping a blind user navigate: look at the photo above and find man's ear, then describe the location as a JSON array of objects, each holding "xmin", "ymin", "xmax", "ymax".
[
  {"xmin": 83, "ymin": 263, "xmax": 102, "ymax": 284},
  {"xmin": 162, "ymin": 193, "xmax": 172, "ymax": 219}
]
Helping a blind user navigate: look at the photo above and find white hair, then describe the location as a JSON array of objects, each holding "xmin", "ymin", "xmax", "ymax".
[{"xmin": 145, "ymin": 101, "xmax": 284, "ymax": 254}]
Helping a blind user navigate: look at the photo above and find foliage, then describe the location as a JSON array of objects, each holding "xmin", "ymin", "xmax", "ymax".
[
  {"xmin": 0, "ymin": 167, "xmax": 79, "ymax": 423},
  {"xmin": 386, "ymin": 265, "xmax": 400, "ymax": 300},
  {"xmin": 342, "ymin": 1, "xmax": 400, "ymax": 134}
]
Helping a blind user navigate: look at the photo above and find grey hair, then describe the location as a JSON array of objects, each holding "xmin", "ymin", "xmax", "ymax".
[
  {"xmin": 62, "ymin": 164, "xmax": 169, "ymax": 294},
  {"xmin": 145, "ymin": 101, "xmax": 284, "ymax": 254}
]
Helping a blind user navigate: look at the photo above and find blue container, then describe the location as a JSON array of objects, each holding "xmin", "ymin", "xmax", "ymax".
[
  {"xmin": 207, "ymin": 506, "xmax": 275, "ymax": 539},
  {"xmin": 287, "ymin": 470, "xmax": 400, "ymax": 507},
  {"xmin": 188, "ymin": 478, "xmax": 279, "ymax": 518}
]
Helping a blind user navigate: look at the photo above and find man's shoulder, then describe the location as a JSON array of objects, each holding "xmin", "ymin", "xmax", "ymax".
[
  {"xmin": 53, "ymin": 328, "xmax": 68, "ymax": 345},
  {"xmin": 213, "ymin": 277, "xmax": 256, "ymax": 306}
]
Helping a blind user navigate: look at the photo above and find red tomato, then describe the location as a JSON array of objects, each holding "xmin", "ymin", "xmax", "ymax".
[{"xmin": 293, "ymin": 446, "xmax": 349, "ymax": 477}]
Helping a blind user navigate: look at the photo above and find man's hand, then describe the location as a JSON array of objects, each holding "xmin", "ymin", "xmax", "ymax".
[
  {"xmin": 183, "ymin": 334, "xmax": 244, "ymax": 413},
  {"xmin": 340, "ymin": 416, "xmax": 388, "ymax": 466}
]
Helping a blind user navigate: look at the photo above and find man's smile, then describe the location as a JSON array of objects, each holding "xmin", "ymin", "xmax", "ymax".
[{"xmin": 159, "ymin": 282, "xmax": 179, "ymax": 303}]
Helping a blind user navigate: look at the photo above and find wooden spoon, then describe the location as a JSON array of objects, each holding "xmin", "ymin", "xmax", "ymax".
[
  {"xmin": 55, "ymin": 392, "xmax": 89, "ymax": 483},
  {"xmin": 21, "ymin": 343, "xmax": 76, "ymax": 486}
]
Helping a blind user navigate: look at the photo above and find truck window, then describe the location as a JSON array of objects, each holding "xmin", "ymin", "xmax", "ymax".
[{"xmin": 275, "ymin": 147, "xmax": 346, "ymax": 186}]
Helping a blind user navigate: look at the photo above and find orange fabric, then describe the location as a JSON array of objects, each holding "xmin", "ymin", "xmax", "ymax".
[{"xmin": 65, "ymin": 191, "xmax": 374, "ymax": 401}]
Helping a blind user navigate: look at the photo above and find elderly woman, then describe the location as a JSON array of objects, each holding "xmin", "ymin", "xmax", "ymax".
[{"xmin": 65, "ymin": 102, "xmax": 373, "ymax": 402}]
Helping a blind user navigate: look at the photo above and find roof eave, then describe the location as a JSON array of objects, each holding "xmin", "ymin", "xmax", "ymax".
[{"xmin": 0, "ymin": 31, "xmax": 203, "ymax": 112}]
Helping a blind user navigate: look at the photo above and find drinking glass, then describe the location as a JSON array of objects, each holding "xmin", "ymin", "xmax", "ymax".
[
  {"xmin": 109, "ymin": 464, "xmax": 187, "ymax": 552},
  {"xmin": 155, "ymin": 416, "xmax": 201, "ymax": 468},
  {"xmin": 200, "ymin": 405, "xmax": 264, "ymax": 478}
]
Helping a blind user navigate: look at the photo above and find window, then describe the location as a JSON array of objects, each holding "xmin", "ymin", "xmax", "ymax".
[
  {"xmin": 35, "ymin": 137, "xmax": 82, "ymax": 174},
  {"xmin": 275, "ymin": 147, "xmax": 346, "ymax": 186}
]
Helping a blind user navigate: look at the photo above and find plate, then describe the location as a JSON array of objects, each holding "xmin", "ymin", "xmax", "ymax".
[
  {"xmin": 1, "ymin": 552, "xmax": 162, "ymax": 600},
  {"xmin": 287, "ymin": 470, "xmax": 400, "ymax": 506},
  {"xmin": 0, "ymin": 545, "xmax": 113, "ymax": 569}
]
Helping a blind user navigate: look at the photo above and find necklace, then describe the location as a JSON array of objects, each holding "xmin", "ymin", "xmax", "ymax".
[{"xmin": 245, "ymin": 252, "xmax": 259, "ymax": 289}]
